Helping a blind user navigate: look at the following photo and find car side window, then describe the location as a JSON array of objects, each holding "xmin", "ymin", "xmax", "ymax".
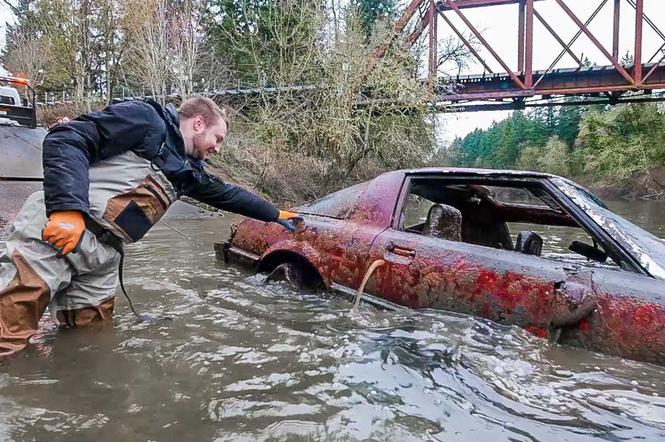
[
  {"xmin": 401, "ymin": 193, "xmax": 436, "ymax": 231},
  {"xmin": 482, "ymin": 185, "xmax": 550, "ymax": 208},
  {"xmin": 399, "ymin": 178, "xmax": 621, "ymax": 271}
]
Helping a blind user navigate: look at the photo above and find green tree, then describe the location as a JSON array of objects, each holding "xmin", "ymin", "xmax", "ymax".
[
  {"xmin": 1, "ymin": 0, "xmax": 38, "ymax": 60},
  {"xmin": 351, "ymin": 0, "xmax": 396, "ymax": 38},
  {"xmin": 2, "ymin": 0, "xmax": 52, "ymax": 86},
  {"xmin": 516, "ymin": 137, "xmax": 571, "ymax": 176},
  {"xmin": 577, "ymin": 104, "xmax": 665, "ymax": 183},
  {"xmin": 449, "ymin": 104, "xmax": 588, "ymax": 172},
  {"xmin": 554, "ymin": 104, "xmax": 583, "ymax": 146},
  {"xmin": 206, "ymin": 0, "xmax": 325, "ymax": 84},
  {"xmin": 515, "ymin": 145, "xmax": 541, "ymax": 171}
]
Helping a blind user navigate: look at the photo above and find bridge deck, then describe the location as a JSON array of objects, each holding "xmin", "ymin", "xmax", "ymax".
[{"xmin": 440, "ymin": 63, "xmax": 665, "ymax": 102}]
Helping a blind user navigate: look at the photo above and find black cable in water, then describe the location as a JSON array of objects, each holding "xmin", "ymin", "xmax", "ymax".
[{"xmin": 117, "ymin": 248, "xmax": 173, "ymax": 322}]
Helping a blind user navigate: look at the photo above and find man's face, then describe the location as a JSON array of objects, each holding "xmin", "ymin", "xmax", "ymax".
[{"xmin": 190, "ymin": 115, "xmax": 228, "ymax": 161}]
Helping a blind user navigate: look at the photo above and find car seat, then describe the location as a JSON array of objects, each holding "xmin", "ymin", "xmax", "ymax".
[{"xmin": 422, "ymin": 204, "xmax": 462, "ymax": 241}]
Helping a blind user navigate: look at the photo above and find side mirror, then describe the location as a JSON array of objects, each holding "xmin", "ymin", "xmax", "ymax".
[{"xmin": 569, "ymin": 241, "xmax": 607, "ymax": 263}]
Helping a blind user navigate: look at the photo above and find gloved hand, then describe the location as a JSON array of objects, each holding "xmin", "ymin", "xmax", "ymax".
[
  {"xmin": 276, "ymin": 210, "xmax": 303, "ymax": 233},
  {"xmin": 41, "ymin": 210, "xmax": 85, "ymax": 257}
]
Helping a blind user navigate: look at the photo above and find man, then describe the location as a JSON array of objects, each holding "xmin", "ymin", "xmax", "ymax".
[{"xmin": 0, "ymin": 96, "xmax": 300, "ymax": 357}]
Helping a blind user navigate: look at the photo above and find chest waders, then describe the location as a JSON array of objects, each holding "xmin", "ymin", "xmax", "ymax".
[{"xmin": 84, "ymin": 218, "xmax": 172, "ymax": 322}]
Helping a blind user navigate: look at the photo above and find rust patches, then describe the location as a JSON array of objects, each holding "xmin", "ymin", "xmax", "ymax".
[
  {"xmin": 348, "ymin": 171, "xmax": 404, "ymax": 227},
  {"xmin": 229, "ymin": 212, "xmax": 665, "ymax": 364},
  {"xmin": 526, "ymin": 325, "xmax": 548, "ymax": 338},
  {"xmin": 370, "ymin": 246, "xmax": 558, "ymax": 329},
  {"xmin": 232, "ymin": 214, "xmax": 383, "ymax": 291},
  {"xmin": 558, "ymin": 291, "xmax": 665, "ymax": 365},
  {"xmin": 590, "ymin": 295, "xmax": 665, "ymax": 363}
]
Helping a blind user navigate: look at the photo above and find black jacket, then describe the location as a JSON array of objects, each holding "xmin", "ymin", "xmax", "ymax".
[{"xmin": 42, "ymin": 99, "xmax": 279, "ymax": 222}]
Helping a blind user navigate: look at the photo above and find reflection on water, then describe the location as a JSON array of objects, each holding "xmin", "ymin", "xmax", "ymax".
[
  {"xmin": 0, "ymin": 200, "xmax": 664, "ymax": 441},
  {"xmin": 608, "ymin": 199, "xmax": 665, "ymax": 238}
]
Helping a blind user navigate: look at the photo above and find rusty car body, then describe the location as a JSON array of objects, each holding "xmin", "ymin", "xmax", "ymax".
[{"xmin": 218, "ymin": 168, "xmax": 665, "ymax": 365}]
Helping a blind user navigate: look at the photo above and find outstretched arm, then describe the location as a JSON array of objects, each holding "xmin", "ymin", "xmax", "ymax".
[
  {"xmin": 174, "ymin": 165, "xmax": 301, "ymax": 230},
  {"xmin": 179, "ymin": 169, "xmax": 280, "ymax": 221}
]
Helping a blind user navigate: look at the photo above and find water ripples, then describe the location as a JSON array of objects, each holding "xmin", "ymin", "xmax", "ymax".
[{"xmin": 1, "ymin": 217, "xmax": 664, "ymax": 441}]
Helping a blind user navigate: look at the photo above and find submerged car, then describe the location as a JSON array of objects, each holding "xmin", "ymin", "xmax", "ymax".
[{"xmin": 217, "ymin": 168, "xmax": 665, "ymax": 365}]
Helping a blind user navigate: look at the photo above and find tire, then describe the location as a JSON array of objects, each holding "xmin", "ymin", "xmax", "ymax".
[{"xmin": 264, "ymin": 262, "xmax": 307, "ymax": 289}]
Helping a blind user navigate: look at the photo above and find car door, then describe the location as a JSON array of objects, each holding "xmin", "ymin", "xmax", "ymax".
[
  {"xmin": 363, "ymin": 227, "xmax": 578, "ymax": 332},
  {"xmin": 358, "ymin": 174, "xmax": 601, "ymax": 333}
]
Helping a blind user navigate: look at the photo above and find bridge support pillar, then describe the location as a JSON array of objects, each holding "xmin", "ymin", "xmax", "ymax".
[
  {"xmin": 518, "ymin": 0, "xmax": 525, "ymax": 72},
  {"xmin": 524, "ymin": 0, "xmax": 534, "ymax": 88},
  {"xmin": 612, "ymin": 0, "xmax": 620, "ymax": 59}
]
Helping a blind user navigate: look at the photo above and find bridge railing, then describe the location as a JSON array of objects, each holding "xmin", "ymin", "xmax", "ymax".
[{"xmin": 36, "ymin": 82, "xmax": 318, "ymax": 108}]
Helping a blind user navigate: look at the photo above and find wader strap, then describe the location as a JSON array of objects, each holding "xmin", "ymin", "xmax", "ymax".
[{"xmin": 83, "ymin": 218, "xmax": 124, "ymax": 255}]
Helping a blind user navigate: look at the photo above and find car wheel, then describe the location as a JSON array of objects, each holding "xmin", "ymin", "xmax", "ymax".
[{"xmin": 265, "ymin": 262, "xmax": 307, "ymax": 289}]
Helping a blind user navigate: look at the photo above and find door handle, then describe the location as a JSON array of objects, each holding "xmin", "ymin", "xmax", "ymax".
[{"xmin": 387, "ymin": 242, "xmax": 416, "ymax": 258}]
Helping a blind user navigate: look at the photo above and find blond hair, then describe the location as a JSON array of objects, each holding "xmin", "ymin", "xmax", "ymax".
[{"xmin": 177, "ymin": 96, "xmax": 229, "ymax": 127}]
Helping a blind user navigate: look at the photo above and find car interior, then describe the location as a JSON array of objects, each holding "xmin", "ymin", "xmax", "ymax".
[{"xmin": 399, "ymin": 177, "xmax": 618, "ymax": 268}]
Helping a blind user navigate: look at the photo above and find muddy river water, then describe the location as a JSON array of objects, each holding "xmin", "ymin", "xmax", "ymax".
[{"xmin": 0, "ymin": 200, "xmax": 664, "ymax": 441}]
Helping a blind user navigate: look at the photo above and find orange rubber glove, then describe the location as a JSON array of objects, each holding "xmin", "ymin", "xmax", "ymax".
[
  {"xmin": 278, "ymin": 210, "xmax": 299, "ymax": 220},
  {"xmin": 276, "ymin": 210, "xmax": 303, "ymax": 232},
  {"xmin": 41, "ymin": 210, "xmax": 85, "ymax": 257}
]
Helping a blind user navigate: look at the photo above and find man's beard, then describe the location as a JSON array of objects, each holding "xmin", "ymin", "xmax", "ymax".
[{"xmin": 192, "ymin": 133, "xmax": 206, "ymax": 159}]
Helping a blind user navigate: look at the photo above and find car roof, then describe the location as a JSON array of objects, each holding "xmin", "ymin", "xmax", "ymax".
[{"xmin": 388, "ymin": 167, "xmax": 558, "ymax": 179}]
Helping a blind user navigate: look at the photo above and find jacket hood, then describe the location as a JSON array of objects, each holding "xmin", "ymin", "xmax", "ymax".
[
  {"xmin": 164, "ymin": 103, "xmax": 180, "ymax": 127},
  {"xmin": 145, "ymin": 99, "xmax": 185, "ymax": 156}
]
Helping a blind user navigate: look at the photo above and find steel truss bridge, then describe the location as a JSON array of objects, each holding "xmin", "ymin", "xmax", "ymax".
[{"xmin": 358, "ymin": 0, "xmax": 665, "ymax": 110}]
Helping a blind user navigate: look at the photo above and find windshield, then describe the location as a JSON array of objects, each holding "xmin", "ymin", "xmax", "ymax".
[
  {"xmin": 295, "ymin": 181, "xmax": 370, "ymax": 219},
  {"xmin": 553, "ymin": 178, "xmax": 665, "ymax": 279}
]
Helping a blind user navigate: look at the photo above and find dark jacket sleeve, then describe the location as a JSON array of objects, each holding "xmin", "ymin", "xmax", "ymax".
[
  {"xmin": 174, "ymin": 164, "xmax": 279, "ymax": 222},
  {"xmin": 42, "ymin": 101, "xmax": 165, "ymax": 215}
]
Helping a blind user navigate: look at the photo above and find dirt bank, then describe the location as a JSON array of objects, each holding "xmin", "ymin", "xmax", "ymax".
[{"xmin": 582, "ymin": 166, "xmax": 665, "ymax": 201}]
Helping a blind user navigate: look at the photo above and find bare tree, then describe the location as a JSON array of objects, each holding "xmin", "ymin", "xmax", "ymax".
[
  {"xmin": 95, "ymin": 0, "xmax": 143, "ymax": 103},
  {"xmin": 127, "ymin": 0, "xmax": 171, "ymax": 103},
  {"xmin": 169, "ymin": 0, "xmax": 200, "ymax": 99},
  {"xmin": 127, "ymin": 0, "xmax": 227, "ymax": 102},
  {"xmin": 3, "ymin": 32, "xmax": 50, "ymax": 87}
]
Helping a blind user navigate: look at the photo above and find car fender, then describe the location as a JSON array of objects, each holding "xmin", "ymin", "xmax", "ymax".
[{"xmin": 258, "ymin": 239, "xmax": 331, "ymax": 288}]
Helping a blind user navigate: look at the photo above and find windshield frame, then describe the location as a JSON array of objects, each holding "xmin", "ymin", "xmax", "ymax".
[{"xmin": 552, "ymin": 177, "xmax": 665, "ymax": 280}]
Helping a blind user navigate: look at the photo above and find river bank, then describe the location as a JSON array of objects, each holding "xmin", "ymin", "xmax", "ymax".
[
  {"xmin": 207, "ymin": 154, "xmax": 665, "ymax": 207},
  {"xmin": 582, "ymin": 166, "xmax": 665, "ymax": 201}
]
